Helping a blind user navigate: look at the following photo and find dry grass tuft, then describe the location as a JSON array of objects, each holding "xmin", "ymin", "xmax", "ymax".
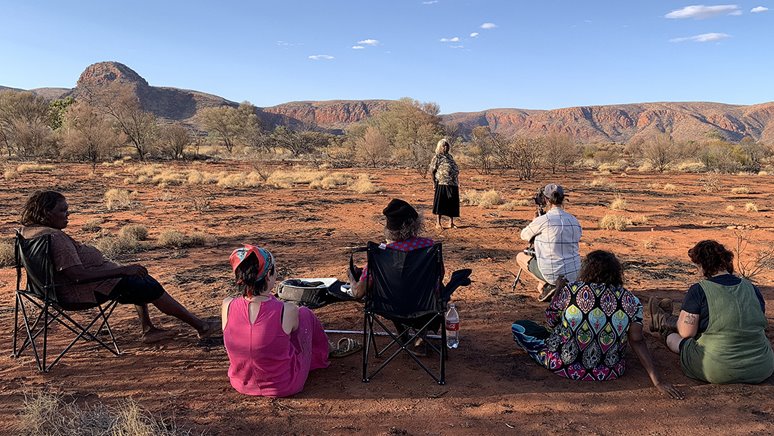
[
  {"xmin": 310, "ymin": 173, "xmax": 349, "ymax": 190},
  {"xmin": 643, "ymin": 239, "xmax": 657, "ymax": 250},
  {"xmin": 104, "ymin": 189, "xmax": 136, "ymax": 211},
  {"xmin": 93, "ymin": 236, "xmax": 142, "ymax": 259},
  {"xmin": 267, "ymin": 170, "xmax": 328, "ymax": 189},
  {"xmin": 589, "ymin": 177, "xmax": 617, "ymax": 190},
  {"xmin": 599, "ymin": 215, "xmax": 630, "ymax": 231},
  {"xmin": 663, "ymin": 183, "xmax": 678, "ymax": 192},
  {"xmin": 81, "ymin": 218, "xmax": 103, "ymax": 233},
  {"xmin": 730, "ymin": 186, "xmax": 750, "ymax": 195},
  {"xmin": 700, "ymin": 174, "xmax": 722, "ymax": 193},
  {"xmin": 3, "ymin": 167, "xmax": 19, "ymax": 180},
  {"xmin": 17, "ymin": 163, "xmax": 56, "ymax": 172},
  {"xmin": 157, "ymin": 230, "xmax": 215, "ymax": 248},
  {"xmin": 17, "ymin": 391, "xmax": 191, "ymax": 436},
  {"xmin": 676, "ymin": 161, "xmax": 706, "ymax": 173},
  {"xmin": 629, "ymin": 214, "xmax": 649, "ymax": 225},
  {"xmin": 461, "ymin": 189, "xmax": 504, "ymax": 208},
  {"xmin": 726, "ymin": 205, "xmax": 735, "ymax": 212},
  {"xmin": 0, "ymin": 239, "xmax": 14, "ymax": 267},
  {"xmin": 646, "ymin": 182, "xmax": 662, "ymax": 190},
  {"xmin": 609, "ymin": 195, "xmax": 627, "ymax": 210},
  {"xmin": 119, "ymin": 224, "xmax": 149, "ymax": 241},
  {"xmin": 499, "ymin": 199, "xmax": 532, "ymax": 210},
  {"xmin": 348, "ymin": 174, "xmax": 382, "ymax": 194},
  {"xmin": 745, "ymin": 202, "xmax": 759, "ymax": 212}
]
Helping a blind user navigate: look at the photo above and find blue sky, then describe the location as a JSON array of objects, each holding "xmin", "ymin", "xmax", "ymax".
[{"xmin": 1, "ymin": 1, "xmax": 771, "ymax": 113}]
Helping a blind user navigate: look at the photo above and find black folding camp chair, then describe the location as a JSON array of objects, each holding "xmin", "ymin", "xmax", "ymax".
[
  {"xmin": 12, "ymin": 231, "xmax": 121, "ymax": 372},
  {"xmin": 362, "ymin": 242, "xmax": 447, "ymax": 384}
]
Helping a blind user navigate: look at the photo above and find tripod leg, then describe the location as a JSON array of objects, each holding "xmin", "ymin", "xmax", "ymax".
[{"xmin": 511, "ymin": 268, "xmax": 523, "ymax": 292}]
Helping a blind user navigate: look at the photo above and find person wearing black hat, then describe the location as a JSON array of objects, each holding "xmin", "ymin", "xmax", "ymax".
[
  {"xmin": 516, "ymin": 183, "xmax": 582, "ymax": 301},
  {"xmin": 348, "ymin": 199, "xmax": 434, "ymax": 300}
]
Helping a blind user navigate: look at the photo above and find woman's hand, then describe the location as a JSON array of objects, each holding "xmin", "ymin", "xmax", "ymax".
[{"xmin": 655, "ymin": 382, "xmax": 684, "ymax": 400}]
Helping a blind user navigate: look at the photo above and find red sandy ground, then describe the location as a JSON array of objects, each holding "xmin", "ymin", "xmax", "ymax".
[{"xmin": 1, "ymin": 162, "xmax": 773, "ymax": 435}]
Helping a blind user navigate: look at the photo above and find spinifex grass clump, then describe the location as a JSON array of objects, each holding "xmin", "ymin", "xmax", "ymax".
[{"xmin": 599, "ymin": 214, "xmax": 630, "ymax": 231}]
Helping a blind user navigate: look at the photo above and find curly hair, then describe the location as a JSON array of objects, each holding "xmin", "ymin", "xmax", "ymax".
[
  {"xmin": 234, "ymin": 253, "xmax": 275, "ymax": 298},
  {"xmin": 21, "ymin": 191, "xmax": 65, "ymax": 226},
  {"xmin": 688, "ymin": 240, "xmax": 734, "ymax": 278},
  {"xmin": 578, "ymin": 250, "xmax": 624, "ymax": 286},
  {"xmin": 384, "ymin": 213, "xmax": 424, "ymax": 242}
]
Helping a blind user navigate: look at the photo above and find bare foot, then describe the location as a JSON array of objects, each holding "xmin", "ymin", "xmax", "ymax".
[{"xmin": 141, "ymin": 327, "xmax": 173, "ymax": 344}]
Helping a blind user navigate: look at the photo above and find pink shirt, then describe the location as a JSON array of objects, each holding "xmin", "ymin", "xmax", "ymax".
[{"xmin": 223, "ymin": 296, "xmax": 329, "ymax": 397}]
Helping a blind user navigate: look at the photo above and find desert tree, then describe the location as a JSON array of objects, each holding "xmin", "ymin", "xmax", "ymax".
[
  {"xmin": 199, "ymin": 101, "xmax": 259, "ymax": 153},
  {"xmin": 157, "ymin": 123, "xmax": 192, "ymax": 160},
  {"xmin": 356, "ymin": 125, "xmax": 391, "ymax": 167},
  {"xmin": 543, "ymin": 132, "xmax": 579, "ymax": 173},
  {"xmin": 0, "ymin": 90, "xmax": 54, "ymax": 157},
  {"xmin": 466, "ymin": 125, "xmax": 508, "ymax": 175},
  {"xmin": 47, "ymin": 96, "xmax": 75, "ymax": 130},
  {"xmin": 508, "ymin": 136, "xmax": 544, "ymax": 180},
  {"xmin": 642, "ymin": 132, "xmax": 677, "ymax": 172},
  {"xmin": 83, "ymin": 82, "xmax": 157, "ymax": 160},
  {"xmin": 61, "ymin": 101, "xmax": 121, "ymax": 170}
]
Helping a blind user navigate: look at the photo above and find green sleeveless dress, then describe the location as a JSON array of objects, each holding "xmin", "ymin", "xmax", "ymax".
[{"xmin": 680, "ymin": 278, "xmax": 774, "ymax": 384}]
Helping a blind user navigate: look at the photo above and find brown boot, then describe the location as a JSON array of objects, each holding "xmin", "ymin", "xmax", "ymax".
[
  {"xmin": 648, "ymin": 297, "xmax": 679, "ymax": 339},
  {"xmin": 658, "ymin": 298, "xmax": 674, "ymax": 314}
]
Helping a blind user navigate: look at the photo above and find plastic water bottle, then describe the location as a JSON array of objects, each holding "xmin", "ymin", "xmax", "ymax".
[{"xmin": 445, "ymin": 303, "xmax": 460, "ymax": 349}]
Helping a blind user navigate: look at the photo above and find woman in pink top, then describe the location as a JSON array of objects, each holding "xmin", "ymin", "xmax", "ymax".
[{"xmin": 222, "ymin": 245, "xmax": 330, "ymax": 397}]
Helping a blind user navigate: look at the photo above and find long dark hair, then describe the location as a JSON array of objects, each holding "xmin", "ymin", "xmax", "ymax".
[
  {"xmin": 235, "ymin": 253, "xmax": 275, "ymax": 298},
  {"xmin": 21, "ymin": 191, "xmax": 65, "ymax": 226},
  {"xmin": 688, "ymin": 240, "xmax": 734, "ymax": 278},
  {"xmin": 578, "ymin": 250, "xmax": 624, "ymax": 286}
]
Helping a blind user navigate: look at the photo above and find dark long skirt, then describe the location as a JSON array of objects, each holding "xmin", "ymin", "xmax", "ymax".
[{"xmin": 433, "ymin": 184, "xmax": 460, "ymax": 217}]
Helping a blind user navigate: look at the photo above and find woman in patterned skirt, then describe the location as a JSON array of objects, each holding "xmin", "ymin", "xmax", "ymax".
[
  {"xmin": 429, "ymin": 138, "xmax": 460, "ymax": 229},
  {"xmin": 512, "ymin": 250, "xmax": 683, "ymax": 399}
]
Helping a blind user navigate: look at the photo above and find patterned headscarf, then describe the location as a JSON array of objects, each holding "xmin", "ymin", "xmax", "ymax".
[{"xmin": 229, "ymin": 244, "xmax": 274, "ymax": 281}]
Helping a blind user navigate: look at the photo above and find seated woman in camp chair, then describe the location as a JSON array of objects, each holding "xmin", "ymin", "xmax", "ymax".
[
  {"xmin": 222, "ymin": 245, "xmax": 359, "ymax": 397},
  {"xmin": 512, "ymin": 250, "xmax": 683, "ymax": 399},
  {"xmin": 648, "ymin": 240, "xmax": 774, "ymax": 384},
  {"xmin": 348, "ymin": 199, "xmax": 442, "ymax": 354},
  {"xmin": 19, "ymin": 190, "xmax": 218, "ymax": 344}
]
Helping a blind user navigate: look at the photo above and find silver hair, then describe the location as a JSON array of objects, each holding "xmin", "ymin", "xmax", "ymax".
[
  {"xmin": 435, "ymin": 138, "xmax": 450, "ymax": 155},
  {"xmin": 384, "ymin": 212, "xmax": 424, "ymax": 242}
]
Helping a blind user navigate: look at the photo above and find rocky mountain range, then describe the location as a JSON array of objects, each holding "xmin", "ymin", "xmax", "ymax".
[{"xmin": 4, "ymin": 62, "xmax": 773, "ymax": 144}]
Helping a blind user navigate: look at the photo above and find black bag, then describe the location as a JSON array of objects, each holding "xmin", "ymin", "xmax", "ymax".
[{"xmin": 276, "ymin": 278, "xmax": 355, "ymax": 309}]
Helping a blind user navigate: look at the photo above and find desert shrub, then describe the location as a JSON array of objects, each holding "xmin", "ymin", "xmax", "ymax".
[
  {"xmin": 589, "ymin": 177, "xmax": 616, "ymax": 190},
  {"xmin": 17, "ymin": 391, "xmax": 191, "ymax": 436},
  {"xmin": 730, "ymin": 186, "xmax": 750, "ymax": 195},
  {"xmin": 499, "ymin": 199, "xmax": 532, "ymax": 210},
  {"xmin": 629, "ymin": 214, "xmax": 649, "ymax": 225},
  {"xmin": 745, "ymin": 202, "xmax": 758, "ymax": 212},
  {"xmin": 93, "ymin": 236, "xmax": 141, "ymax": 259},
  {"xmin": 0, "ymin": 239, "xmax": 14, "ymax": 267},
  {"xmin": 104, "ymin": 189, "xmax": 135, "ymax": 211},
  {"xmin": 663, "ymin": 183, "xmax": 678, "ymax": 192},
  {"xmin": 676, "ymin": 161, "xmax": 706, "ymax": 173},
  {"xmin": 348, "ymin": 174, "xmax": 382, "ymax": 194},
  {"xmin": 700, "ymin": 174, "xmax": 722, "ymax": 193},
  {"xmin": 16, "ymin": 163, "xmax": 56, "ymax": 172},
  {"xmin": 310, "ymin": 173, "xmax": 349, "ymax": 190},
  {"xmin": 157, "ymin": 230, "xmax": 214, "ymax": 248},
  {"xmin": 726, "ymin": 205, "xmax": 735, "ymax": 212},
  {"xmin": 81, "ymin": 218, "xmax": 103, "ymax": 233},
  {"xmin": 119, "ymin": 224, "xmax": 148, "ymax": 241},
  {"xmin": 758, "ymin": 171, "xmax": 769, "ymax": 176},
  {"xmin": 637, "ymin": 161, "xmax": 654, "ymax": 172},
  {"xmin": 3, "ymin": 167, "xmax": 19, "ymax": 180},
  {"xmin": 190, "ymin": 195, "xmax": 211, "ymax": 212},
  {"xmin": 643, "ymin": 239, "xmax": 657, "ymax": 250},
  {"xmin": 646, "ymin": 182, "xmax": 662, "ymax": 190},
  {"xmin": 597, "ymin": 160, "xmax": 627, "ymax": 172},
  {"xmin": 599, "ymin": 215, "xmax": 630, "ymax": 231},
  {"xmin": 461, "ymin": 189, "xmax": 504, "ymax": 208},
  {"xmin": 733, "ymin": 230, "xmax": 774, "ymax": 281},
  {"xmin": 609, "ymin": 195, "xmax": 627, "ymax": 210}
]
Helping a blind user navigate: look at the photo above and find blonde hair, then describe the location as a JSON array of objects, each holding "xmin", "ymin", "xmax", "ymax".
[{"xmin": 435, "ymin": 138, "xmax": 450, "ymax": 155}]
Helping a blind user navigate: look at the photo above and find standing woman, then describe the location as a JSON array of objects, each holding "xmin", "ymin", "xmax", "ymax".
[{"xmin": 429, "ymin": 138, "xmax": 460, "ymax": 229}]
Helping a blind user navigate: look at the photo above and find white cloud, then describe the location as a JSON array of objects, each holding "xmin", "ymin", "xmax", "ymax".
[
  {"xmin": 352, "ymin": 45, "xmax": 365, "ymax": 50},
  {"xmin": 276, "ymin": 41, "xmax": 302, "ymax": 47},
  {"xmin": 480, "ymin": 22, "xmax": 497, "ymax": 29},
  {"xmin": 450, "ymin": 45, "xmax": 464, "ymax": 49},
  {"xmin": 308, "ymin": 54, "xmax": 334, "ymax": 60},
  {"xmin": 357, "ymin": 39, "xmax": 379, "ymax": 46},
  {"xmin": 440, "ymin": 37, "xmax": 460, "ymax": 42},
  {"xmin": 470, "ymin": 32, "xmax": 479, "ymax": 38},
  {"xmin": 665, "ymin": 5, "xmax": 741, "ymax": 19},
  {"xmin": 422, "ymin": 0, "xmax": 439, "ymax": 4},
  {"xmin": 670, "ymin": 32, "xmax": 732, "ymax": 42},
  {"xmin": 751, "ymin": 6, "xmax": 768, "ymax": 13}
]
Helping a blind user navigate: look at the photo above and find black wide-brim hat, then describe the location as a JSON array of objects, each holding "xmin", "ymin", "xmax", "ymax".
[{"xmin": 383, "ymin": 198, "xmax": 418, "ymax": 230}]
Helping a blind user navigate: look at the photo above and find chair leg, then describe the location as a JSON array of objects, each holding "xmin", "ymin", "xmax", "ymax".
[
  {"xmin": 362, "ymin": 313, "xmax": 370, "ymax": 382},
  {"xmin": 42, "ymin": 302, "xmax": 49, "ymax": 372},
  {"xmin": 12, "ymin": 293, "xmax": 20, "ymax": 357}
]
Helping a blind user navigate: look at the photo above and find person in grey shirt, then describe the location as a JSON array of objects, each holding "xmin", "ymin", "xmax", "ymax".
[{"xmin": 516, "ymin": 184, "xmax": 582, "ymax": 301}]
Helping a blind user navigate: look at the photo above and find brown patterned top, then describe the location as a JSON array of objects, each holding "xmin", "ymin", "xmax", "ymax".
[{"xmin": 429, "ymin": 153, "xmax": 459, "ymax": 186}]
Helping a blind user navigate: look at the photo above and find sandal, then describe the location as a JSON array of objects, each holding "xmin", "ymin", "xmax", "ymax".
[{"xmin": 330, "ymin": 337, "xmax": 362, "ymax": 358}]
